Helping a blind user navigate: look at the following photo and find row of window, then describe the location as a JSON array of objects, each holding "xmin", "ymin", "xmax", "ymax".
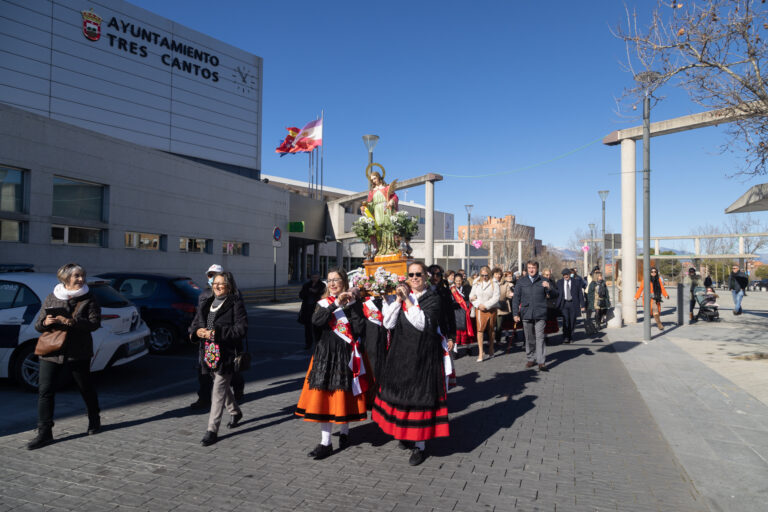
[{"xmin": 0, "ymin": 165, "xmax": 248, "ymax": 256}]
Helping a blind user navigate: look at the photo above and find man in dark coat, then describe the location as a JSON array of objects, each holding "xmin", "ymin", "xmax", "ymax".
[
  {"xmin": 556, "ymin": 268, "xmax": 584, "ymax": 343},
  {"xmin": 729, "ymin": 264, "xmax": 749, "ymax": 315},
  {"xmin": 513, "ymin": 260, "xmax": 557, "ymax": 371}
]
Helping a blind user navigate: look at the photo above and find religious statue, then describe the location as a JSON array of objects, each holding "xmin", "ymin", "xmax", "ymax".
[{"xmin": 360, "ymin": 163, "xmax": 399, "ymax": 255}]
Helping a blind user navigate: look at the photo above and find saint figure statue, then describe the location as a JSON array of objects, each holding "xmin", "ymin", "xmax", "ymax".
[{"xmin": 360, "ymin": 164, "xmax": 398, "ymax": 255}]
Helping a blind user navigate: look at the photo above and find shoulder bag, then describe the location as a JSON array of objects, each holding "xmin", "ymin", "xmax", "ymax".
[
  {"xmin": 34, "ymin": 300, "xmax": 86, "ymax": 356},
  {"xmin": 234, "ymin": 338, "xmax": 251, "ymax": 373}
]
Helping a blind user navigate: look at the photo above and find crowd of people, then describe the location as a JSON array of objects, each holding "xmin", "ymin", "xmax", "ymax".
[{"xmin": 27, "ymin": 259, "xmax": 752, "ymax": 465}]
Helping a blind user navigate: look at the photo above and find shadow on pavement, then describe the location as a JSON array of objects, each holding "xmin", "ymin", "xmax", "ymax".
[{"xmin": 600, "ymin": 341, "xmax": 643, "ymax": 353}]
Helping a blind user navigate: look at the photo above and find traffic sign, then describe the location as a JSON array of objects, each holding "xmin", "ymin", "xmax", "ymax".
[
  {"xmin": 272, "ymin": 241, "xmax": 282, "ymax": 248},
  {"xmin": 273, "ymin": 226, "xmax": 281, "ymax": 242}
]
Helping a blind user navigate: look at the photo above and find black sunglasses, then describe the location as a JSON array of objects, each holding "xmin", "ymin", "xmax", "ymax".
[{"xmin": 408, "ymin": 272, "xmax": 423, "ymax": 278}]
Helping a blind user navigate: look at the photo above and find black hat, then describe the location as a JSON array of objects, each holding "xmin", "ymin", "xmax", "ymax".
[
  {"xmin": 688, "ymin": 267, "xmax": 696, "ymax": 273},
  {"xmin": 561, "ymin": 268, "xmax": 570, "ymax": 275}
]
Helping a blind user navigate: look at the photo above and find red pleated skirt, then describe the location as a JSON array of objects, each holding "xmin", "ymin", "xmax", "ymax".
[{"xmin": 372, "ymin": 395, "xmax": 449, "ymax": 441}]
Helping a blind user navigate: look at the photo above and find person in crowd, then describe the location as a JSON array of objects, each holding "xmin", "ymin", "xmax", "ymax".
[
  {"xmin": 373, "ymin": 262, "xmax": 451, "ymax": 466},
  {"xmin": 729, "ymin": 264, "xmax": 749, "ymax": 315},
  {"xmin": 633, "ymin": 267, "xmax": 668, "ymax": 330},
  {"xmin": 469, "ymin": 266, "xmax": 500, "ymax": 361},
  {"xmin": 513, "ymin": 260, "xmax": 557, "ymax": 372},
  {"xmin": 683, "ymin": 267, "xmax": 701, "ymax": 324},
  {"xmin": 191, "ymin": 272, "xmax": 247, "ymax": 446},
  {"xmin": 491, "ymin": 267, "xmax": 504, "ymax": 341},
  {"xmin": 28, "ymin": 263, "xmax": 102, "ymax": 450},
  {"xmin": 498, "ymin": 271, "xmax": 517, "ymax": 351},
  {"xmin": 703, "ymin": 274, "xmax": 713, "ymax": 288},
  {"xmin": 470, "ymin": 272, "xmax": 479, "ymax": 286},
  {"xmin": 429, "ymin": 264, "xmax": 457, "ymax": 347},
  {"xmin": 190, "ymin": 264, "xmax": 244, "ymax": 409},
  {"xmin": 450, "ymin": 273, "xmax": 475, "ymax": 358},
  {"xmin": 571, "ymin": 268, "xmax": 586, "ymax": 293},
  {"xmin": 446, "ymin": 270, "xmax": 456, "ymax": 285},
  {"xmin": 587, "ymin": 269, "xmax": 611, "ymax": 331},
  {"xmin": 295, "ymin": 268, "xmax": 368, "ymax": 460},
  {"xmin": 298, "ymin": 269, "xmax": 326, "ymax": 349},
  {"xmin": 556, "ymin": 268, "xmax": 584, "ymax": 343},
  {"xmin": 540, "ymin": 268, "xmax": 560, "ymax": 340}
]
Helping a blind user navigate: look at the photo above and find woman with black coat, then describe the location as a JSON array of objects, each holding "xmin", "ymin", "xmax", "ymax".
[
  {"xmin": 298, "ymin": 270, "xmax": 326, "ymax": 349},
  {"xmin": 28, "ymin": 263, "xmax": 101, "ymax": 450},
  {"xmin": 191, "ymin": 272, "xmax": 248, "ymax": 446},
  {"xmin": 295, "ymin": 268, "xmax": 369, "ymax": 460},
  {"xmin": 373, "ymin": 262, "xmax": 452, "ymax": 466}
]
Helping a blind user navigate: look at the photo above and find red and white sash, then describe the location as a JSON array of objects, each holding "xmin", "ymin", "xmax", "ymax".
[
  {"xmin": 450, "ymin": 285, "xmax": 475, "ymax": 338},
  {"xmin": 403, "ymin": 292, "xmax": 456, "ymax": 391},
  {"xmin": 317, "ymin": 296, "xmax": 368, "ymax": 396},
  {"xmin": 362, "ymin": 297, "xmax": 383, "ymax": 326}
]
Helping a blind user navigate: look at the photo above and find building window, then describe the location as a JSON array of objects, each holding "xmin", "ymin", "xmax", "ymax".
[
  {"xmin": 52, "ymin": 176, "xmax": 105, "ymax": 221},
  {"xmin": 442, "ymin": 245, "xmax": 454, "ymax": 257},
  {"xmin": 125, "ymin": 232, "xmax": 165, "ymax": 251},
  {"xmin": 222, "ymin": 241, "xmax": 249, "ymax": 256},
  {"xmin": 179, "ymin": 237, "xmax": 208, "ymax": 253},
  {"xmin": 0, "ymin": 166, "xmax": 24, "ymax": 213},
  {"xmin": 51, "ymin": 225, "xmax": 102, "ymax": 246},
  {"xmin": 0, "ymin": 219, "xmax": 22, "ymax": 242}
]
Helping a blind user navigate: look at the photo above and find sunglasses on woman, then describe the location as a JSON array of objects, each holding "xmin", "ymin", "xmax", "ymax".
[{"xmin": 408, "ymin": 272, "xmax": 423, "ymax": 278}]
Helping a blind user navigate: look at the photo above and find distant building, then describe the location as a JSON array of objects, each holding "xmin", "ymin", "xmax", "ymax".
[{"xmin": 457, "ymin": 215, "xmax": 543, "ymax": 268}]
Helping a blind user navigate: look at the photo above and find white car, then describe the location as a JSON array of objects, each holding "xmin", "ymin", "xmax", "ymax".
[{"xmin": 0, "ymin": 273, "xmax": 150, "ymax": 391}]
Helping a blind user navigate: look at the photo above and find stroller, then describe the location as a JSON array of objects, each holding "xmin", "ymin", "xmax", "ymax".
[{"xmin": 694, "ymin": 286, "xmax": 719, "ymax": 322}]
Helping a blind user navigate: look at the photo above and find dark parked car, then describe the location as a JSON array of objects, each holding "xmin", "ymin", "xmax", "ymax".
[{"xmin": 95, "ymin": 273, "xmax": 202, "ymax": 353}]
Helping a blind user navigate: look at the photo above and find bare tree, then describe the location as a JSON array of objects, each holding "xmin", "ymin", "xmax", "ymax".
[
  {"xmin": 726, "ymin": 213, "xmax": 768, "ymax": 253},
  {"xmin": 616, "ymin": 0, "xmax": 768, "ymax": 175}
]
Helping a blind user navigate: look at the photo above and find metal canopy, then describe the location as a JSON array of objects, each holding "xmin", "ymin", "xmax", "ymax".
[{"xmin": 725, "ymin": 183, "xmax": 768, "ymax": 214}]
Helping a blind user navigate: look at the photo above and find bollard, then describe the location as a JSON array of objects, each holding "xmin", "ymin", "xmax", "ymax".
[{"xmin": 677, "ymin": 283, "xmax": 684, "ymax": 326}]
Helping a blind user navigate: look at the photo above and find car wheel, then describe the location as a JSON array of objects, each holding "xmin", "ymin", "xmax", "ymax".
[
  {"xmin": 148, "ymin": 324, "xmax": 177, "ymax": 354},
  {"xmin": 13, "ymin": 342, "xmax": 40, "ymax": 392}
]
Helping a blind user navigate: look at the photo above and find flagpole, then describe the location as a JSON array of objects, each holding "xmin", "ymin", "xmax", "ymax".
[
  {"xmin": 307, "ymin": 147, "xmax": 312, "ymax": 197},
  {"xmin": 320, "ymin": 110, "xmax": 324, "ymax": 200}
]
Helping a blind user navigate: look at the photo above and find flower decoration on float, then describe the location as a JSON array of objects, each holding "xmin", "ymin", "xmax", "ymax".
[
  {"xmin": 390, "ymin": 211, "xmax": 419, "ymax": 239},
  {"xmin": 352, "ymin": 216, "xmax": 376, "ymax": 242},
  {"xmin": 350, "ymin": 266, "xmax": 403, "ymax": 296}
]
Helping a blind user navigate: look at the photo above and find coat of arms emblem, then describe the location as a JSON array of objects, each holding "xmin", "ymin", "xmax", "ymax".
[{"xmin": 81, "ymin": 9, "xmax": 102, "ymax": 41}]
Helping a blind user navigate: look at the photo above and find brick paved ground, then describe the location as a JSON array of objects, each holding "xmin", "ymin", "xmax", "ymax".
[{"xmin": 0, "ymin": 330, "xmax": 707, "ymax": 512}]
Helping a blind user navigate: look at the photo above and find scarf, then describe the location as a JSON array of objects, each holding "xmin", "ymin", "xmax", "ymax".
[
  {"xmin": 450, "ymin": 285, "xmax": 475, "ymax": 337},
  {"xmin": 317, "ymin": 296, "xmax": 368, "ymax": 396},
  {"xmin": 402, "ymin": 292, "xmax": 456, "ymax": 391},
  {"xmin": 53, "ymin": 284, "xmax": 89, "ymax": 300}
]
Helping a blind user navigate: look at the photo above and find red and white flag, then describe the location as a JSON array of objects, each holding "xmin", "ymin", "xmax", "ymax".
[{"xmin": 290, "ymin": 118, "xmax": 323, "ymax": 153}]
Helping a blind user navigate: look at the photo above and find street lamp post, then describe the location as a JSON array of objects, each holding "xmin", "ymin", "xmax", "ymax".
[
  {"xmin": 465, "ymin": 204, "xmax": 474, "ymax": 273},
  {"xmin": 635, "ymin": 71, "xmax": 661, "ymax": 343},
  {"xmin": 362, "ymin": 135, "xmax": 379, "ymax": 166},
  {"xmin": 598, "ymin": 190, "xmax": 609, "ymax": 274},
  {"xmin": 588, "ymin": 223, "xmax": 596, "ymax": 273}
]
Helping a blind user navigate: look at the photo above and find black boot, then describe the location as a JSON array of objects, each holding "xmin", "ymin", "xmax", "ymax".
[
  {"xmin": 27, "ymin": 427, "xmax": 53, "ymax": 450},
  {"xmin": 87, "ymin": 416, "xmax": 101, "ymax": 435}
]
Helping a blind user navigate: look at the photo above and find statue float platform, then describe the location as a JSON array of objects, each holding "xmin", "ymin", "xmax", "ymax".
[{"xmin": 364, "ymin": 253, "xmax": 412, "ymax": 278}]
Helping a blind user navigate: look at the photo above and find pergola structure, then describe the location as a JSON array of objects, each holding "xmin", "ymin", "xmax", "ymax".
[{"xmin": 603, "ymin": 104, "xmax": 762, "ymax": 324}]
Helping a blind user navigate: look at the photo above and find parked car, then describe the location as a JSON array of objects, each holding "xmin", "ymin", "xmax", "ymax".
[
  {"xmin": 95, "ymin": 273, "xmax": 201, "ymax": 354},
  {"xmin": 0, "ymin": 273, "xmax": 150, "ymax": 391}
]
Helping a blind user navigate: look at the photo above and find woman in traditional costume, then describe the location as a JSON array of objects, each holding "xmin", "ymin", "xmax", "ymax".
[
  {"xmin": 360, "ymin": 166, "xmax": 398, "ymax": 255},
  {"xmin": 450, "ymin": 273, "xmax": 475, "ymax": 358},
  {"xmin": 295, "ymin": 268, "xmax": 369, "ymax": 460},
  {"xmin": 373, "ymin": 262, "xmax": 452, "ymax": 466}
]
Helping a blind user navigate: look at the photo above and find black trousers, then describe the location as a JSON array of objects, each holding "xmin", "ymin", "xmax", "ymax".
[
  {"xmin": 38, "ymin": 359, "xmax": 100, "ymax": 429},
  {"xmin": 561, "ymin": 301, "xmax": 578, "ymax": 340}
]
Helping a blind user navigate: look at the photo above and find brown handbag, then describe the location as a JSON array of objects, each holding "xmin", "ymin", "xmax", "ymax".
[
  {"xmin": 34, "ymin": 300, "xmax": 86, "ymax": 356},
  {"xmin": 34, "ymin": 329, "xmax": 68, "ymax": 356}
]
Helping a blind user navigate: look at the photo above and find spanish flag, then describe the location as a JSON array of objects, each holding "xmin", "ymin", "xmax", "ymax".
[{"xmin": 275, "ymin": 126, "xmax": 300, "ymax": 154}]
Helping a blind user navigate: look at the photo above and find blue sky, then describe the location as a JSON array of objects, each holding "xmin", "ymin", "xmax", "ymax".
[{"xmin": 129, "ymin": 0, "xmax": 767, "ymax": 250}]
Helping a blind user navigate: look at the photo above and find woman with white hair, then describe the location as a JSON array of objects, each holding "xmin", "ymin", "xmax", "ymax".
[{"xmin": 28, "ymin": 263, "xmax": 102, "ymax": 450}]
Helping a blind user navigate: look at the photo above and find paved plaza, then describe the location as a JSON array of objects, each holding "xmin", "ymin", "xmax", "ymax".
[{"xmin": 1, "ymin": 291, "xmax": 766, "ymax": 512}]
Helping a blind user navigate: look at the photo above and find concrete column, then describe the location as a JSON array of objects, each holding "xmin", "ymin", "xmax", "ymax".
[
  {"xmin": 694, "ymin": 238, "xmax": 700, "ymax": 256},
  {"xmin": 621, "ymin": 139, "xmax": 637, "ymax": 324},
  {"xmin": 335, "ymin": 241, "xmax": 343, "ymax": 268},
  {"xmin": 654, "ymin": 239, "xmax": 659, "ymax": 256},
  {"xmin": 300, "ymin": 242, "xmax": 307, "ymax": 281},
  {"xmin": 489, "ymin": 241, "xmax": 494, "ymax": 268},
  {"xmin": 739, "ymin": 236, "xmax": 745, "ymax": 269},
  {"xmin": 312, "ymin": 242, "xmax": 319, "ymax": 272},
  {"xmin": 583, "ymin": 248, "xmax": 588, "ymax": 277},
  {"xmin": 425, "ymin": 180, "xmax": 435, "ymax": 265},
  {"xmin": 517, "ymin": 240, "xmax": 522, "ymax": 272}
]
